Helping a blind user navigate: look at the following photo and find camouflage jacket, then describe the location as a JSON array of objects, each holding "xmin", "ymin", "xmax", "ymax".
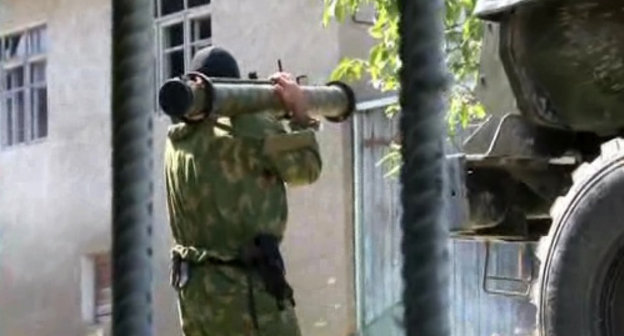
[{"xmin": 164, "ymin": 111, "xmax": 322, "ymax": 260}]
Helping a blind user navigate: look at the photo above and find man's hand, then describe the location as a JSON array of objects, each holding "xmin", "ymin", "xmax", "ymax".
[
  {"xmin": 186, "ymin": 74, "xmax": 207, "ymax": 120},
  {"xmin": 270, "ymin": 72, "xmax": 313, "ymax": 125}
]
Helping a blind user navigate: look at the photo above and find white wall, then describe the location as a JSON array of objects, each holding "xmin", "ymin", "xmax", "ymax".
[
  {"xmin": 0, "ymin": 1, "xmax": 374, "ymax": 335},
  {"xmin": 0, "ymin": 0, "xmax": 113, "ymax": 335}
]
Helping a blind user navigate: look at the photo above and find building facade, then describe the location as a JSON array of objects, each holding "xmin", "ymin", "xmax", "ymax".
[{"xmin": 0, "ymin": 1, "xmax": 382, "ymax": 335}]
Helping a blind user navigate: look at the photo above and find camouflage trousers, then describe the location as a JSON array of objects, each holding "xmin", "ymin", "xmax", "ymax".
[{"xmin": 175, "ymin": 264, "xmax": 302, "ymax": 336}]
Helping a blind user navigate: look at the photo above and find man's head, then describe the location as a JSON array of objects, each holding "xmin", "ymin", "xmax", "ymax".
[
  {"xmin": 190, "ymin": 46, "xmax": 241, "ymax": 79},
  {"xmin": 164, "ymin": 46, "xmax": 240, "ymax": 124}
]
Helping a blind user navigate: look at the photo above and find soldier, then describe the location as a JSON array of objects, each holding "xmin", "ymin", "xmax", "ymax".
[{"xmin": 164, "ymin": 46, "xmax": 322, "ymax": 336}]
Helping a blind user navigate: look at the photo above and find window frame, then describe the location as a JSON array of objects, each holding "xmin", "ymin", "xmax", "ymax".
[
  {"xmin": 81, "ymin": 252, "xmax": 112, "ymax": 326},
  {"xmin": 93, "ymin": 253, "xmax": 112, "ymax": 323},
  {"xmin": 153, "ymin": 1, "xmax": 211, "ymax": 114},
  {"xmin": 0, "ymin": 22, "xmax": 48, "ymax": 150}
]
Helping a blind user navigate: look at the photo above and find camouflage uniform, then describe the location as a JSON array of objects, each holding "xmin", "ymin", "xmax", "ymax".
[{"xmin": 164, "ymin": 110, "xmax": 322, "ymax": 336}]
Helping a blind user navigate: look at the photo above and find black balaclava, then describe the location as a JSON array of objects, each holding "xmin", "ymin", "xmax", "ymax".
[
  {"xmin": 187, "ymin": 46, "xmax": 263, "ymax": 133},
  {"xmin": 190, "ymin": 46, "xmax": 241, "ymax": 79},
  {"xmin": 171, "ymin": 46, "xmax": 241, "ymax": 124}
]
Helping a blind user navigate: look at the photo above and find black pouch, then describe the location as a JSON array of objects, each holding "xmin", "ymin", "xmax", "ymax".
[{"xmin": 240, "ymin": 234, "xmax": 296, "ymax": 310}]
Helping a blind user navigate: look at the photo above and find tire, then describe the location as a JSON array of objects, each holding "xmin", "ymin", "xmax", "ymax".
[{"xmin": 534, "ymin": 138, "xmax": 624, "ymax": 336}]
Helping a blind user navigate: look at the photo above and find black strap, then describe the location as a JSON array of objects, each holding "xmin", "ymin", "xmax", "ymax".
[
  {"xmin": 245, "ymin": 270, "xmax": 260, "ymax": 330},
  {"xmin": 244, "ymin": 234, "xmax": 296, "ymax": 310}
]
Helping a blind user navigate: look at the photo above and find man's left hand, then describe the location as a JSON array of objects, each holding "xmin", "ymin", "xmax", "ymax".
[{"xmin": 270, "ymin": 72, "xmax": 312, "ymax": 125}]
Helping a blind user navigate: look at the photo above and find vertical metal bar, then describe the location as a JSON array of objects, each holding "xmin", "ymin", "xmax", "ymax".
[
  {"xmin": 111, "ymin": 1, "xmax": 155, "ymax": 335},
  {"xmin": 397, "ymin": 0, "xmax": 451, "ymax": 334},
  {"xmin": 352, "ymin": 109, "xmax": 364, "ymax": 332}
]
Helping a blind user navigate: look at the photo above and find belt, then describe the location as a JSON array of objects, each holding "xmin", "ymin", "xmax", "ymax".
[{"xmin": 170, "ymin": 237, "xmax": 295, "ymax": 331}]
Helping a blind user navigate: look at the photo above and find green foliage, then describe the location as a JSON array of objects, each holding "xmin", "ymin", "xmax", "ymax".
[{"xmin": 322, "ymin": 0, "xmax": 486, "ymax": 174}]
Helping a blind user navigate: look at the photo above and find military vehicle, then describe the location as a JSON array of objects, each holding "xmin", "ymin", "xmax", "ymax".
[{"xmin": 445, "ymin": 0, "xmax": 624, "ymax": 335}]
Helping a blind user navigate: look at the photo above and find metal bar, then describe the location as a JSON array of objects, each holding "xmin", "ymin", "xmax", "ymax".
[
  {"xmin": 111, "ymin": 1, "xmax": 154, "ymax": 335},
  {"xmin": 352, "ymin": 110, "xmax": 364, "ymax": 332},
  {"xmin": 355, "ymin": 95, "xmax": 399, "ymax": 112},
  {"xmin": 397, "ymin": 0, "xmax": 451, "ymax": 334}
]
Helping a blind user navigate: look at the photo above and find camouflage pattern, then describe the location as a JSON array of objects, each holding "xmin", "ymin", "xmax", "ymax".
[{"xmin": 164, "ymin": 109, "xmax": 322, "ymax": 336}]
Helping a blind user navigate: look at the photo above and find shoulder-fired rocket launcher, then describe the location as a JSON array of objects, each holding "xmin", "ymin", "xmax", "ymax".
[{"xmin": 158, "ymin": 71, "xmax": 355, "ymax": 123}]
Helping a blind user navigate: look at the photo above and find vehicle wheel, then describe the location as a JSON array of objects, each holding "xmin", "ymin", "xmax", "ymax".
[{"xmin": 535, "ymin": 138, "xmax": 624, "ymax": 336}]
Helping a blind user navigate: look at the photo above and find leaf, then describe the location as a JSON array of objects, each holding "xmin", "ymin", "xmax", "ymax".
[
  {"xmin": 335, "ymin": 2, "xmax": 347, "ymax": 21},
  {"xmin": 460, "ymin": 0, "xmax": 474, "ymax": 9},
  {"xmin": 384, "ymin": 103, "xmax": 400, "ymax": 117},
  {"xmin": 370, "ymin": 44, "xmax": 385, "ymax": 65},
  {"xmin": 369, "ymin": 20, "xmax": 385, "ymax": 39},
  {"xmin": 322, "ymin": 0, "xmax": 332, "ymax": 26},
  {"xmin": 376, "ymin": 145, "xmax": 403, "ymax": 178},
  {"xmin": 330, "ymin": 58, "xmax": 367, "ymax": 82},
  {"xmin": 384, "ymin": 164, "xmax": 401, "ymax": 178},
  {"xmin": 471, "ymin": 102, "xmax": 486, "ymax": 119},
  {"xmin": 460, "ymin": 103, "xmax": 469, "ymax": 128}
]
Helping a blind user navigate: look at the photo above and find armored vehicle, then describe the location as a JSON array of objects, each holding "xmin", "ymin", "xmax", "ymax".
[{"xmin": 447, "ymin": 1, "xmax": 624, "ymax": 335}]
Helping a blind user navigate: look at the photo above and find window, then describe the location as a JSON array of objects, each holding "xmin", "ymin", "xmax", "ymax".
[
  {"xmin": 93, "ymin": 253, "xmax": 112, "ymax": 323},
  {"xmin": 154, "ymin": 0, "xmax": 212, "ymax": 85},
  {"xmin": 81, "ymin": 253, "xmax": 112, "ymax": 325},
  {"xmin": 0, "ymin": 25, "xmax": 48, "ymax": 148}
]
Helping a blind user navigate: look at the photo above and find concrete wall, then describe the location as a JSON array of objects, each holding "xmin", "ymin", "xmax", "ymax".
[
  {"xmin": 0, "ymin": 0, "xmax": 113, "ymax": 335},
  {"xmin": 0, "ymin": 1, "xmax": 373, "ymax": 335}
]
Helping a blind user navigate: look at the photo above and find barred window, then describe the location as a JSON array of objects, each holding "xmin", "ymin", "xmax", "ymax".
[
  {"xmin": 0, "ymin": 25, "xmax": 48, "ymax": 148},
  {"xmin": 154, "ymin": 0, "xmax": 212, "ymax": 82}
]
